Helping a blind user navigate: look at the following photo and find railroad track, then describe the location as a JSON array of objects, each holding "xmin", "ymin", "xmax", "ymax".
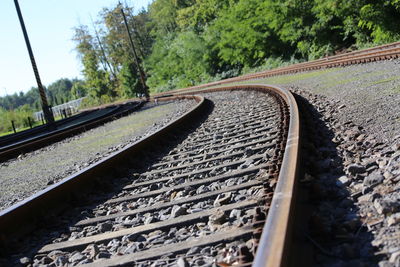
[
  {"xmin": 0, "ymin": 85, "xmax": 299, "ymax": 267},
  {"xmin": 0, "ymin": 101, "xmax": 144, "ymax": 162},
  {"xmin": 157, "ymin": 41, "xmax": 400, "ymax": 96}
]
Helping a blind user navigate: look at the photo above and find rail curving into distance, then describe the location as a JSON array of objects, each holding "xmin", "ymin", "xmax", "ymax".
[
  {"xmin": 0, "ymin": 95, "xmax": 206, "ymax": 242},
  {"xmin": 1, "ymin": 85, "xmax": 300, "ymax": 267},
  {"xmin": 155, "ymin": 41, "xmax": 400, "ymax": 97},
  {"xmin": 174, "ymin": 84, "xmax": 301, "ymax": 267}
]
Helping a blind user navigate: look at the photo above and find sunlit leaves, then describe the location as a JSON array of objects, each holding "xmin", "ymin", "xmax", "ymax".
[{"xmin": 146, "ymin": 31, "xmax": 211, "ymax": 92}]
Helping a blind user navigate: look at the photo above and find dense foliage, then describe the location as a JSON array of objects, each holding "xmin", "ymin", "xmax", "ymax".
[
  {"xmin": 3, "ymin": 0, "xmax": 399, "ymax": 134},
  {"xmin": 71, "ymin": 0, "xmax": 400, "ymax": 95},
  {"xmin": 72, "ymin": 4, "xmax": 152, "ymax": 103}
]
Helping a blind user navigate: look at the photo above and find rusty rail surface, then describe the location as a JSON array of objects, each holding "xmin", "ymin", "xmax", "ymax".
[
  {"xmin": 252, "ymin": 85, "xmax": 300, "ymax": 267},
  {"xmin": 0, "ymin": 95, "xmax": 205, "ymax": 243},
  {"xmin": 0, "ymin": 102, "xmax": 144, "ymax": 162},
  {"xmin": 1, "ymin": 86, "xmax": 300, "ymax": 267},
  {"xmin": 155, "ymin": 41, "xmax": 400, "ymax": 97},
  {"xmin": 172, "ymin": 84, "xmax": 300, "ymax": 267}
]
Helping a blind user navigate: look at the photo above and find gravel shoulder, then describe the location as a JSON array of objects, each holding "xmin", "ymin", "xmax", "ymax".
[
  {"xmin": 0, "ymin": 100, "xmax": 195, "ymax": 211},
  {"xmin": 249, "ymin": 59, "xmax": 400, "ymax": 143},
  {"xmin": 246, "ymin": 59, "xmax": 400, "ymax": 266}
]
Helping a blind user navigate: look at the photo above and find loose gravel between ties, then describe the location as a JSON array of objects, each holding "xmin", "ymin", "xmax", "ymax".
[
  {"xmin": 4, "ymin": 58, "xmax": 399, "ymax": 266},
  {"xmin": 3, "ymin": 90, "xmax": 286, "ymax": 267},
  {"xmin": 0, "ymin": 100, "xmax": 195, "ymax": 211}
]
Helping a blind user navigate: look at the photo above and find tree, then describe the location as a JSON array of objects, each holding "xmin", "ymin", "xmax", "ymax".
[
  {"xmin": 206, "ymin": 0, "xmax": 289, "ymax": 67},
  {"xmin": 47, "ymin": 78, "xmax": 74, "ymax": 105},
  {"xmin": 119, "ymin": 61, "xmax": 140, "ymax": 98},
  {"xmin": 70, "ymin": 0, "xmax": 400, "ymax": 95},
  {"xmin": 357, "ymin": 0, "xmax": 400, "ymax": 44},
  {"xmin": 148, "ymin": 0, "xmax": 179, "ymax": 35},
  {"xmin": 73, "ymin": 25, "xmax": 113, "ymax": 99},
  {"xmin": 146, "ymin": 31, "xmax": 211, "ymax": 91},
  {"xmin": 176, "ymin": 0, "xmax": 229, "ymax": 31},
  {"xmin": 71, "ymin": 80, "xmax": 87, "ymax": 99}
]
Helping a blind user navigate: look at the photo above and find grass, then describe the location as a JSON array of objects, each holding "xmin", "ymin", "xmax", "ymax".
[
  {"xmin": 248, "ymin": 67, "xmax": 390, "ymax": 91},
  {"xmin": 202, "ymin": 68, "xmax": 339, "ymax": 91},
  {"xmin": 0, "ymin": 130, "xmax": 16, "ymax": 137},
  {"xmin": 70, "ymin": 103, "xmax": 174, "ymax": 152},
  {"xmin": 0, "ymin": 123, "xmax": 42, "ymax": 137},
  {"xmin": 255, "ymin": 68, "xmax": 338, "ymax": 84},
  {"xmin": 363, "ymin": 76, "xmax": 400, "ymax": 87},
  {"xmin": 199, "ymin": 63, "xmax": 400, "ymax": 99},
  {"xmin": 0, "ymin": 114, "xmax": 76, "ymax": 137},
  {"xmin": 383, "ymin": 85, "xmax": 400, "ymax": 95},
  {"xmin": 315, "ymin": 70, "xmax": 386, "ymax": 89}
]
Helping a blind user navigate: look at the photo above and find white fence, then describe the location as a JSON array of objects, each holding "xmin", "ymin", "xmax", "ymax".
[{"xmin": 34, "ymin": 97, "xmax": 86, "ymax": 121}]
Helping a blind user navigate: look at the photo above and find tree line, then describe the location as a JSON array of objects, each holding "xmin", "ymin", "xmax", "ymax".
[
  {"xmin": 2, "ymin": 0, "xmax": 399, "ymax": 133},
  {"xmin": 0, "ymin": 78, "xmax": 84, "ymax": 111},
  {"xmin": 72, "ymin": 0, "xmax": 400, "ymax": 96},
  {"xmin": 0, "ymin": 78, "xmax": 84, "ymax": 134}
]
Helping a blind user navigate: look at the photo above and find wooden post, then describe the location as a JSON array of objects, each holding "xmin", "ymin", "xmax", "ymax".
[{"xmin": 11, "ymin": 121, "xmax": 16, "ymax": 133}]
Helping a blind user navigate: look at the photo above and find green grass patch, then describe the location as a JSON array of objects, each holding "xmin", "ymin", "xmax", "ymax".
[
  {"xmin": 206, "ymin": 68, "xmax": 339, "ymax": 89},
  {"xmin": 318, "ymin": 70, "xmax": 386, "ymax": 89},
  {"xmin": 0, "ymin": 123, "xmax": 43, "ymax": 137},
  {"xmin": 383, "ymin": 86, "xmax": 400, "ymax": 95},
  {"xmin": 256, "ymin": 68, "xmax": 338, "ymax": 84},
  {"xmin": 0, "ymin": 130, "xmax": 15, "ymax": 137},
  {"xmin": 363, "ymin": 76, "xmax": 400, "ymax": 87}
]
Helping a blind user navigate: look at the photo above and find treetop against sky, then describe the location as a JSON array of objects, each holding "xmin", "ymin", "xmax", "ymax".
[{"xmin": 0, "ymin": 0, "xmax": 152, "ymax": 97}]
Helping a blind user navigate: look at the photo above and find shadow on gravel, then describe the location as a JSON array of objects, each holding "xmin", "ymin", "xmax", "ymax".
[
  {"xmin": 1, "ymin": 100, "xmax": 214, "ymax": 266},
  {"xmin": 290, "ymin": 93, "xmax": 377, "ymax": 267}
]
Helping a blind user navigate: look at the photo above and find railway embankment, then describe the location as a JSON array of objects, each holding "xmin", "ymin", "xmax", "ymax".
[
  {"xmin": 254, "ymin": 59, "xmax": 400, "ymax": 266},
  {"xmin": 0, "ymin": 100, "xmax": 195, "ymax": 211},
  {"xmin": 1, "ymin": 88, "xmax": 290, "ymax": 267}
]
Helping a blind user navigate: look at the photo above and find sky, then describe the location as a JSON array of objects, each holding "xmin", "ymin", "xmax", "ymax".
[{"xmin": 0, "ymin": 0, "xmax": 153, "ymax": 97}]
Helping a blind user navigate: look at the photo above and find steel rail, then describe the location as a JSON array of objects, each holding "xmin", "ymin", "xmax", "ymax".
[
  {"xmin": 1, "ymin": 85, "xmax": 299, "ymax": 267},
  {"xmin": 252, "ymin": 85, "xmax": 299, "ymax": 267},
  {"xmin": 0, "ymin": 110, "xmax": 88, "ymax": 145},
  {"xmin": 0, "ymin": 102, "xmax": 144, "ymax": 162},
  {"xmin": 0, "ymin": 106, "xmax": 120, "ymax": 150},
  {"xmin": 171, "ymin": 84, "xmax": 300, "ymax": 267},
  {"xmin": 0, "ymin": 95, "xmax": 205, "ymax": 245},
  {"xmin": 155, "ymin": 41, "xmax": 400, "ymax": 97}
]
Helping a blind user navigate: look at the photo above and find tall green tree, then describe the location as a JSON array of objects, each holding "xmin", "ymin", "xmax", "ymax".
[
  {"xmin": 146, "ymin": 31, "xmax": 211, "ymax": 92},
  {"xmin": 73, "ymin": 25, "xmax": 113, "ymax": 99},
  {"xmin": 148, "ymin": 0, "xmax": 179, "ymax": 35},
  {"xmin": 119, "ymin": 61, "xmax": 140, "ymax": 98},
  {"xmin": 357, "ymin": 0, "xmax": 400, "ymax": 44},
  {"xmin": 71, "ymin": 0, "xmax": 400, "ymax": 95}
]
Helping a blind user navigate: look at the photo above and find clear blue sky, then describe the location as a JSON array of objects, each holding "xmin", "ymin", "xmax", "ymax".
[{"xmin": 0, "ymin": 0, "xmax": 153, "ymax": 97}]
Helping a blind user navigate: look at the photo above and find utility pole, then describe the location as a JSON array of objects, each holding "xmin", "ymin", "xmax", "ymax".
[
  {"xmin": 125, "ymin": 5, "xmax": 147, "ymax": 60},
  {"xmin": 119, "ymin": 2, "xmax": 149, "ymax": 100},
  {"xmin": 14, "ymin": 0, "xmax": 54, "ymax": 124}
]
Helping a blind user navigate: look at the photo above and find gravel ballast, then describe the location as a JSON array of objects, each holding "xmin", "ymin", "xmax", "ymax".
[
  {"xmin": 2, "ymin": 90, "xmax": 280, "ymax": 267},
  {"xmin": 247, "ymin": 59, "xmax": 400, "ymax": 266},
  {"xmin": 253, "ymin": 59, "xmax": 400, "ymax": 143},
  {"xmin": 0, "ymin": 100, "xmax": 195, "ymax": 211},
  {"xmin": 2, "ymin": 58, "xmax": 399, "ymax": 266}
]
